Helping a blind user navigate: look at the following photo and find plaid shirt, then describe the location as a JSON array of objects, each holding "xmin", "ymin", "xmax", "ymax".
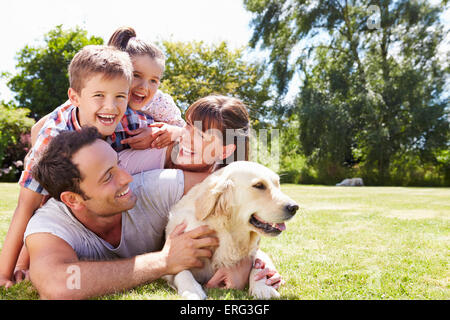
[
  {"xmin": 19, "ymin": 101, "xmax": 154, "ymax": 194},
  {"xmin": 107, "ymin": 107, "xmax": 154, "ymax": 152}
]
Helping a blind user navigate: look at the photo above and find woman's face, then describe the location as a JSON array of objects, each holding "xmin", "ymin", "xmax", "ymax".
[
  {"xmin": 172, "ymin": 121, "xmax": 232, "ymax": 172},
  {"xmin": 128, "ymin": 55, "xmax": 163, "ymax": 110}
]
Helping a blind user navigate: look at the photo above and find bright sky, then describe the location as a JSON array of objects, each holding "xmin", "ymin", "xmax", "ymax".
[
  {"xmin": 1, "ymin": 0, "xmax": 448, "ymax": 104},
  {"xmin": 0, "ymin": 0, "xmax": 254, "ymax": 102}
]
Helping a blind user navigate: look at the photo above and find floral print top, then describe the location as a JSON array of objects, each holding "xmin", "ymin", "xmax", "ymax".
[{"xmin": 141, "ymin": 90, "xmax": 185, "ymax": 127}]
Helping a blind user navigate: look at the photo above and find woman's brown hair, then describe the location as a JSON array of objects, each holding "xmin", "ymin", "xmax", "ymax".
[{"xmin": 185, "ymin": 95, "xmax": 250, "ymax": 169}]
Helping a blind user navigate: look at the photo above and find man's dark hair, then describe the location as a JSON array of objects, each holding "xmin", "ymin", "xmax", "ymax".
[{"xmin": 32, "ymin": 127, "xmax": 102, "ymax": 201}]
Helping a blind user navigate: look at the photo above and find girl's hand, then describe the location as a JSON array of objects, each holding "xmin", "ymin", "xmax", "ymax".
[
  {"xmin": 121, "ymin": 127, "xmax": 163, "ymax": 150},
  {"xmin": 149, "ymin": 123, "xmax": 184, "ymax": 149}
]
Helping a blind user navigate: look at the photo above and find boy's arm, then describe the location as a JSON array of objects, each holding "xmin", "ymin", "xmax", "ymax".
[
  {"xmin": 31, "ymin": 114, "xmax": 50, "ymax": 146},
  {"xmin": 1, "ymin": 113, "xmax": 55, "ymax": 287},
  {"xmin": 0, "ymin": 187, "xmax": 43, "ymax": 287}
]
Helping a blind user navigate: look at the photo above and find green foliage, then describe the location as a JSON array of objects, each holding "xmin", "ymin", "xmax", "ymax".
[
  {"xmin": 0, "ymin": 105, "xmax": 34, "ymax": 181},
  {"xmin": 245, "ymin": 0, "xmax": 450, "ymax": 185},
  {"xmin": 159, "ymin": 40, "xmax": 274, "ymax": 127},
  {"xmin": 4, "ymin": 25, "xmax": 103, "ymax": 119}
]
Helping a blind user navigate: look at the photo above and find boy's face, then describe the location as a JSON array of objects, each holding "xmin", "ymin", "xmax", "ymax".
[
  {"xmin": 128, "ymin": 55, "xmax": 163, "ymax": 110},
  {"xmin": 69, "ymin": 74, "xmax": 129, "ymax": 137}
]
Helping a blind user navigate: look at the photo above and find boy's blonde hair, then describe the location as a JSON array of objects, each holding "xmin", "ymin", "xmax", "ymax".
[{"xmin": 68, "ymin": 45, "xmax": 134, "ymax": 93}]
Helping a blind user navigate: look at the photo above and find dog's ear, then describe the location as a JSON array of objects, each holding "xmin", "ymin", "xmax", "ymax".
[{"xmin": 195, "ymin": 177, "xmax": 234, "ymax": 221}]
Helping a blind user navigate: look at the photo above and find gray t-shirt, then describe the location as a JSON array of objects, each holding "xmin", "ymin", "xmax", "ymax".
[{"xmin": 24, "ymin": 169, "xmax": 184, "ymax": 261}]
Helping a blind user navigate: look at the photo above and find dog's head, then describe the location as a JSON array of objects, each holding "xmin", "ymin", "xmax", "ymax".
[{"xmin": 195, "ymin": 161, "xmax": 299, "ymax": 237}]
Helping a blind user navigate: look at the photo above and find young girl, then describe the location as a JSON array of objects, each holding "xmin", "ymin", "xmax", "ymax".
[{"xmin": 107, "ymin": 27, "xmax": 185, "ymax": 149}]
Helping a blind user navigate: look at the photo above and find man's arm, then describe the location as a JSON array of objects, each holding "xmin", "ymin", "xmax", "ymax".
[
  {"xmin": 26, "ymin": 223, "xmax": 218, "ymax": 300},
  {"xmin": 27, "ymin": 233, "xmax": 164, "ymax": 300}
]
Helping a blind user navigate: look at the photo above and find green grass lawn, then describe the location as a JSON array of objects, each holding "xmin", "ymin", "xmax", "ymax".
[{"xmin": 0, "ymin": 183, "xmax": 449, "ymax": 300}]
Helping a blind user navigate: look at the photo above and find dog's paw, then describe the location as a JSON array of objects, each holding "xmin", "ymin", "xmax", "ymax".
[
  {"xmin": 249, "ymin": 279, "xmax": 280, "ymax": 300},
  {"xmin": 173, "ymin": 270, "xmax": 208, "ymax": 300},
  {"xmin": 178, "ymin": 282, "xmax": 207, "ymax": 300},
  {"xmin": 181, "ymin": 290, "xmax": 207, "ymax": 300}
]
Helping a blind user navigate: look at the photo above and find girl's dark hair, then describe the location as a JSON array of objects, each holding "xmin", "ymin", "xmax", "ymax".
[
  {"xmin": 107, "ymin": 27, "xmax": 165, "ymax": 71},
  {"xmin": 32, "ymin": 127, "xmax": 102, "ymax": 201},
  {"xmin": 185, "ymin": 95, "xmax": 250, "ymax": 170}
]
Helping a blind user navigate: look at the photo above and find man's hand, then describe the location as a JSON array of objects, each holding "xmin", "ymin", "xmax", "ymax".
[{"xmin": 162, "ymin": 222, "xmax": 219, "ymax": 275}]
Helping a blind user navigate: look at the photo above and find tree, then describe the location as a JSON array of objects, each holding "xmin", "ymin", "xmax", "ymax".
[
  {"xmin": 4, "ymin": 25, "xmax": 103, "ymax": 119},
  {"xmin": 245, "ymin": 0, "xmax": 449, "ymax": 184},
  {"xmin": 159, "ymin": 40, "xmax": 274, "ymax": 127},
  {"xmin": 0, "ymin": 104, "xmax": 34, "ymax": 181}
]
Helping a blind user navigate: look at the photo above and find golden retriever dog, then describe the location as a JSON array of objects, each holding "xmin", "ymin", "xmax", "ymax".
[{"xmin": 164, "ymin": 161, "xmax": 299, "ymax": 299}]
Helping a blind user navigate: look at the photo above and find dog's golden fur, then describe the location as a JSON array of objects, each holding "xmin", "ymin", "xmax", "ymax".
[{"xmin": 164, "ymin": 161, "xmax": 298, "ymax": 299}]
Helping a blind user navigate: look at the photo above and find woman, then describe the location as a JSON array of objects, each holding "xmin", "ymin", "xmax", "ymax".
[
  {"xmin": 120, "ymin": 95, "xmax": 283, "ymax": 291},
  {"xmin": 119, "ymin": 95, "xmax": 250, "ymax": 174}
]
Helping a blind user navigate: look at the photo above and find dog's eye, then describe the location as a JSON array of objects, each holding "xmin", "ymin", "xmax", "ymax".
[{"xmin": 253, "ymin": 182, "xmax": 266, "ymax": 190}]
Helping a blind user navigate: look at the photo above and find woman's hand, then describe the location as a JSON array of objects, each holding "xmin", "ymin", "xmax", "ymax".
[
  {"xmin": 205, "ymin": 257, "xmax": 253, "ymax": 290},
  {"xmin": 253, "ymin": 258, "xmax": 284, "ymax": 290}
]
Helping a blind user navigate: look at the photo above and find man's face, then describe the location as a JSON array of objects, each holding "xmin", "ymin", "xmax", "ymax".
[
  {"xmin": 72, "ymin": 139, "xmax": 137, "ymax": 217},
  {"xmin": 70, "ymin": 74, "xmax": 129, "ymax": 137}
]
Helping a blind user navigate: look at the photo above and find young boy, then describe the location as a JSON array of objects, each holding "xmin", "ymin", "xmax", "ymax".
[{"xmin": 0, "ymin": 45, "xmax": 157, "ymax": 287}]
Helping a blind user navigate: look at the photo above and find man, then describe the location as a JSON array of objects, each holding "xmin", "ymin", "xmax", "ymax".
[{"xmin": 24, "ymin": 127, "xmax": 218, "ymax": 299}]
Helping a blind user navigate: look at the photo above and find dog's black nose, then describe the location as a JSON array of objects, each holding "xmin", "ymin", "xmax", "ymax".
[{"xmin": 285, "ymin": 203, "xmax": 299, "ymax": 215}]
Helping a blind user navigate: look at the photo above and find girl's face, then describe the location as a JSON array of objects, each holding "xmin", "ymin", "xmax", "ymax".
[
  {"xmin": 128, "ymin": 55, "xmax": 163, "ymax": 110},
  {"xmin": 173, "ymin": 121, "xmax": 234, "ymax": 172}
]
